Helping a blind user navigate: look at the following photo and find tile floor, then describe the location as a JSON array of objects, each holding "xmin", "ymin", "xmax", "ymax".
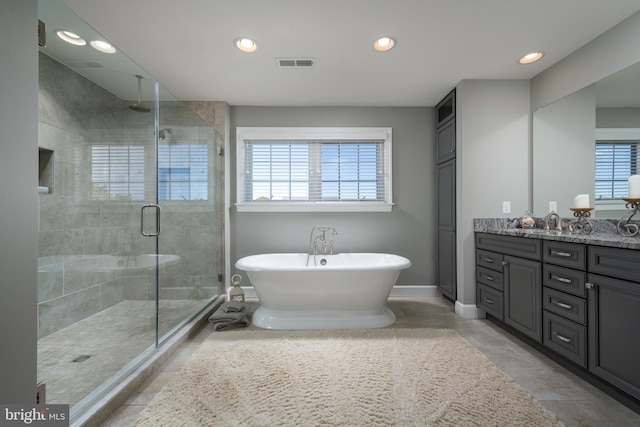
[
  {"xmin": 101, "ymin": 297, "xmax": 640, "ymax": 426},
  {"xmin": 38, "ymin": 299, "xmax": 207, "ymax": 407}
]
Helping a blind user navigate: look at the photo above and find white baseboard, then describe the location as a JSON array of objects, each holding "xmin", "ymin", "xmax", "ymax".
[
  {"xmin": 241, "ymin": 285, "xmax": 438, "ymax": 300},
  {"xmin": 389, "ymin": 285, "xmax": 439, "ymax": 297},
  {"xmin": 455, "ymin": 300, "xmax": 483, "ymax": 319}
]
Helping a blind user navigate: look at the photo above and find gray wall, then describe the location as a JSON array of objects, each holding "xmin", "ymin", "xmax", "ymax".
[
  {"xmin": 0, "ymin": 0, "xmax": 38, "ymax": 403},
  {"xmin": 596, "ymin": 108, "xmax": 640, "ymax": 128},
  {"xmin": 230, "ymin": 106, "xmax": 434, "ymax": 286},
  {"xmin": 531, "ymin": 11, "xmax": 640, "ymax": 110},
  {"xmin": 456, "ymin": 80, "xmax": 531, "ymax": 308}
]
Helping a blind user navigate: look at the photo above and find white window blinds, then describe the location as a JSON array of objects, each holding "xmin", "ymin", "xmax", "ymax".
[
  {"xmin": 91, "ymin": 145, "xmax": 145, "ymax": 200},
  {"xmin": 158, "ymin": 143, "xmax": 208, "ymax": 201},
  {"xmin": 595, "ymin": 141, "xmax": 639, "ymax": 200},
  {"xmin": 236, "ymin": 127, "xmax": 393, "ymax": 212}
]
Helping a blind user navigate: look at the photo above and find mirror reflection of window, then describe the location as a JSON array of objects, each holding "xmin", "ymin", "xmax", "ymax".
[{"xmin": 595, "ymin": 141, "xmax": 638, "ymax": 200}]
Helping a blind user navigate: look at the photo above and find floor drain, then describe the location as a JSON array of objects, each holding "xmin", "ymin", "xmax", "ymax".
[{"xmin": 71, "ymin": 355, "xmax": 91, "ymax": 363}]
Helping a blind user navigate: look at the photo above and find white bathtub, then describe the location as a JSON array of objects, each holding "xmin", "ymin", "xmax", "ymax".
[{"xmin": 235, "ymin": 253, "xmax": 411, "ymax": 330}]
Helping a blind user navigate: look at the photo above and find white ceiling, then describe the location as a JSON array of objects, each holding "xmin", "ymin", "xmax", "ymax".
[{"xmin": 46, "ymin": 0, "xmax": 640, "ymax": 107}]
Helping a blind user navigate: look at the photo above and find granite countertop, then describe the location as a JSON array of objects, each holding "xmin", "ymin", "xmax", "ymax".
[{"xmin": 474, "ymin": 218, "xmax": 640, "ymax": 250}]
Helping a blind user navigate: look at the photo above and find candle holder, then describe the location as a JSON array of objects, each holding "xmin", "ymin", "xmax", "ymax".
[
  {"xmin": 568, "ymin": 208, "xmax": 596, "ymax": 234},
  {"xmin": 616, "ymin": 198, "xmax": 640, "ymax": 237}
]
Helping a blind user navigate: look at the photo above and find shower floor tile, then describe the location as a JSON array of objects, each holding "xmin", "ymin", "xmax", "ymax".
[{"xmin": 37, "ymin": 299, "xmax": 205, "ymax": 406}]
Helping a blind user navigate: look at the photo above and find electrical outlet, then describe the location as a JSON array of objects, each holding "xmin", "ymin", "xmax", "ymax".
[
  {"xmin": 502, "ymin": 201, "xmax": 511, "ymax": 214},
  {"xmin": 549, "ymin": 201, "xmax": 557, "ymax": 212}
]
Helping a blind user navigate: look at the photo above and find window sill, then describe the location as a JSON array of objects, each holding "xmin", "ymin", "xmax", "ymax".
[{"xmin": 236, "ymin": 202, "xmax": 394, "ymax": 213}]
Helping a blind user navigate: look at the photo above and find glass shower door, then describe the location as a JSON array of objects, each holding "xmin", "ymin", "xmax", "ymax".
[{"xmin": 155, "ymin": 94, "xmax": 224, "ymax": 343}]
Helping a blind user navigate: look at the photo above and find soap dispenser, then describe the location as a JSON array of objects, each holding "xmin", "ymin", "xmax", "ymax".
[{"xmin": 228, "ymin": 274, "xmax": 245, "ymax": 302}]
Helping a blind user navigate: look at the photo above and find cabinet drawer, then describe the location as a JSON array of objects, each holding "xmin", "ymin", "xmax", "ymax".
[
  {"xmin": 543, "ymin": 240, "xmax": 586, "ymax": 269},
  {"xmin": 543, "ymin": 287, "xmax": 586, "ymax": 325},
  {"xmin": 477, "ymin": 283, "xmax": 503, "ymax": 321},
  {"xmin": 543, "ymin": 310, "xmax": 587, "ymax": 368},
  {"xmin": 543, "ymin": 264, "xmax": 587, "ymax": 297},
  {"xmin": 476, "ymin": 233, "xmax": 541, "ymax": 261},
  {"xmin": 477, "ymin": 266, "xmax": 504, "ymax": 291},
  {"xmin": 477, "ymin": 249, "xmax": 504, "ymax": 272},
  {"xmin": 588, "ymin": 245, "xmax": 640, "ymax": 282}
]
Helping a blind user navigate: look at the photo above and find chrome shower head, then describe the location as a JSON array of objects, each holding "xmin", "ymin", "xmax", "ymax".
[
  {"xmin": 129, "ymin": 75, "xmax": 150, "ymax": 113},
  {"xmin": 159, "ymin": 128, "xmax": 173, "ymax": 140}
]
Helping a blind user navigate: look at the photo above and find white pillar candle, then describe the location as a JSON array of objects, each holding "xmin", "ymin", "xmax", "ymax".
[
  {"xmin": 629, "ymin": 175, "xmax": 640, "ymax": 199},
  {"xmin": 573, "ymin": 194, "xmax": 590, "ymax": 209}
]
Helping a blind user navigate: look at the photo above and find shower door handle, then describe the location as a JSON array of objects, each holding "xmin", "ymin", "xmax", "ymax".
[{"xmin": 141, "ymin": 204, "xmax": 161, "ymax": 236}]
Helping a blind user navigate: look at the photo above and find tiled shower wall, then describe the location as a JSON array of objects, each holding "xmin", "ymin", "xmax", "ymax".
[{"xmin": 37, "ymin": 53, "xmax": 223, "ymax": 338}]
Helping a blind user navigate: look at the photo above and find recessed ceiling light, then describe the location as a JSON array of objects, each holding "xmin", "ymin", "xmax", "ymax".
[
  {"xmin": 519, "ymin": 52, "xmax": 543, "ymax": 64},
  {"xmin": 90, "ymin": 40, "xmax": 116, "ymax": 54},
  {"xmin": 56, "ymin": 30, "xmax": 86, "ymax": 46},
  {"xmin": 374, "ymin": 36, "xmax": 395, "ymax": 52},
  {"xmin": 235, "ymin": 37, "xmax": 258, "ymax": 53}
]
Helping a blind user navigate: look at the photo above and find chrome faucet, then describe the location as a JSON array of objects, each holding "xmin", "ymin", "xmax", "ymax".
[
  {"xmin": 542, "ymin": 211, "xmax": 563, "ymax": 231},
  {"xmin": 306, "ymin": 226, "xmax": 337, "ymax": 266}
]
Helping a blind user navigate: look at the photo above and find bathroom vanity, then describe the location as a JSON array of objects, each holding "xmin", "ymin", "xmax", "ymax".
[{"xmin": 475, "ymin": 220, "xmax": 640, "ymax": 412}]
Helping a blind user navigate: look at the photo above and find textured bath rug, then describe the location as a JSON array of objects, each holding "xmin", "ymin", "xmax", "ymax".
[{"xmin": 134, "ymin": 328, "xmax": 563, "ymax": 427}]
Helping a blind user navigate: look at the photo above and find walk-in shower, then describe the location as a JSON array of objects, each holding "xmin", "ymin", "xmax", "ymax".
[{"xmin": 37, "ymin": 0, "xmax": 224, "ymax": 422}]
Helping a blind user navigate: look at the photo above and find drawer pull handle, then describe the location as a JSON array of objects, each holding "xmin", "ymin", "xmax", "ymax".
[
  {"xmin": 551, "ymin": 250, "xmax": 572, "ymax": 257},
  {"xmin": 483, "ymin": 257, "xmax": 494, "ymax": 263},
  {"xmin": 553, "ymin": 331, "xmax": 573, "ymax": 344},
  {"xmin": 551, "ymin": 299, "xmax": 573, "ymax": 310},
  {"xmin": 551, "ymin": 275, "xmax": 572, "ymax": 284},
  {"xmin": 483, "ymin": 297, "xmax": 495, "ymax": 305},
  {"xmin": 484, "ymin": 275, "xmax": 494, "ymax": 281}
]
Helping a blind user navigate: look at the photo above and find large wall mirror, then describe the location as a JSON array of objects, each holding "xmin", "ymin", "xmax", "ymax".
[{"xmin": 533, "ymin": 61, "xmax": 640, "ymax": 218}]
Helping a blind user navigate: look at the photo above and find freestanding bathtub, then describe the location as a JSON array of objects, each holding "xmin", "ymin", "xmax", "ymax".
[{"xmin": 235, "ymin": 253, "xmax": 411, "ymax": 330}]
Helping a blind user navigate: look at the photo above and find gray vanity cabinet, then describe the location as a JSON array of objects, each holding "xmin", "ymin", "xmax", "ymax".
[
  {"xmin": 475, "ymin": 233, "xmax": 542, "ymax": 342},
  {"xmin": 541, "ymin": 241, "xmax": 588, "ymax": 368},
  {"xmin": 476, "ymin": 231, "xmax": 640, "ymax": 410},
  {"xmin": 587, "ymin": 246, "xmax": 640, "ymax": 400},
  {"xmin": 504, "ymin": 255, "xmax": 542, "ymax": 342}
]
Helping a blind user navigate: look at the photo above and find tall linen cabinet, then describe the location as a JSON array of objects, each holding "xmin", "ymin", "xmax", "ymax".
[{"xmin": 436, "ymin": 90, "xmax": 456, "ymax": 300}]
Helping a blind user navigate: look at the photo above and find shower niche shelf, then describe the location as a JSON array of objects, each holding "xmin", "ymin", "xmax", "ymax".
[{"xmin": 39, "ymin": 147, "xmax": 54, "ymax": 194}]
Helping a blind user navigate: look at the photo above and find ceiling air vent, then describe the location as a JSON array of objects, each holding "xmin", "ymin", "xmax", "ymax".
[{"xmin": 277, "ymin": 58, "xmax": 314, "ymax": 68}]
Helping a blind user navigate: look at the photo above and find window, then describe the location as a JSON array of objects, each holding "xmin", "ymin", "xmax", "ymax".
[
  {"xmin": 91, "ymin": 144, "xmax": 145, "ymax": 200},
  {"xmin": 90, "ymin": 142, "xmax": 209, "ymax": 201},
  {"xmin": 236, "ymin": 127, "xmax": 393, "ymax": 212},
  {"xmin": 595, "ymin": 141, "xmax": 638, "ymax": 200},
  {"xmin": 595, "ymin": 129, "xmax": 640, "ymax": 201},
  {"xmin": 158, "ymin": 143, "xmax": 208, "ymax": 201}
]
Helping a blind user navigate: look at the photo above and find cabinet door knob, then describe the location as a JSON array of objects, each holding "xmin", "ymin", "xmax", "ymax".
[
  {"xmin": 585, "ymin": 282, "xmax": 595, "ymax": 289},
  {"xmin": 502, "ymin": 261, "xmax": 508, "ymax": 266}
]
